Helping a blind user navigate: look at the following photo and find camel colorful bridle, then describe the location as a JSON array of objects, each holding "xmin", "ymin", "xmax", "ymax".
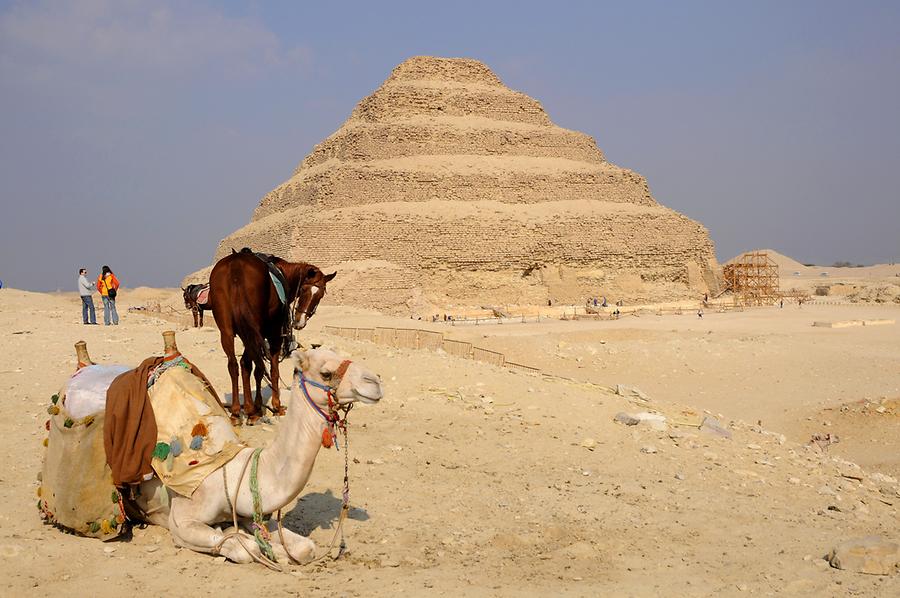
[{"xmin": 298, "ymin": 359, "xmax": 353, "ymax": 449}]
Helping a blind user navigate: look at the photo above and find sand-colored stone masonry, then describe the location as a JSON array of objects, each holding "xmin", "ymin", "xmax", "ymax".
[{"xmin": 192, "ymin": 56, "xmax": 720, "ymax": 312}]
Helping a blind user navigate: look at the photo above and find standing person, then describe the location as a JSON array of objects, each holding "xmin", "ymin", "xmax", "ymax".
[
  {"xmin": 77, "ymin": 268, "xmax": 97, "ymax": 325},
  {"xmin": 97, "ymin": 265, "xmax": 120, "ymax": 325}
]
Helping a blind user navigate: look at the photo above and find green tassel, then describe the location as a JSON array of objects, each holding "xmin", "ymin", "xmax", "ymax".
[
  {"xmin": 63, "ymin": 418, "xmax": 74, "ymax": 428},
  {"xmin": 152, "ymin": 442, "xmax": 170, "ymax": 460},
  {"xmin": 89, "ymin": 521, "xmax": 100, "ymax": 533},
  {"xmin": 111, "ymin": 490, "xmax": 119, "ymax": 504},
  {"xmin": 51, "ymin": 394, "xmax": 59, "ymax": 404}
]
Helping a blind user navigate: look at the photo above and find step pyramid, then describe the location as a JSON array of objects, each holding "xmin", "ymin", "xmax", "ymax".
[{"xmin": 192, "ymin": 56, "xmax": 720, "ymax": 313}]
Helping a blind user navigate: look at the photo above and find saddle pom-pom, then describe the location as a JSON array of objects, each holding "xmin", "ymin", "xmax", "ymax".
[
  {"xmin": 190, "ymin": 422, "xmax": 208, "ymax": 437},
  {"xmin": 190, "ymin": 435, "xmax": 203, "ymax": 450},
  {"xmin": 170, "ymin": 437, "xmax": 183, "ymax": 457},
  {"xmin": 152, "ymin": 442, "xmax": 170, "ymax": 461}
]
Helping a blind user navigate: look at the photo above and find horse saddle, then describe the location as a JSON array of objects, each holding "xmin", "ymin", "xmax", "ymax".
[
  {"xmin": 244, "ymin": 249, "xmax": 288, "ymax": 305},
  {"xmin": 196, "ymin": 285, "xmax": 210, "ymax": 306}
]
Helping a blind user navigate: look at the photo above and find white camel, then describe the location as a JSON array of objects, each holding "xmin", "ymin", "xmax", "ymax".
[{"xmin": 70, "ymin": 340, "xmax": 383, "ymax": 564}]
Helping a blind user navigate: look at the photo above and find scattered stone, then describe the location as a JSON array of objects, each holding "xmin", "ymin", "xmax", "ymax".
[
  {"xmin": 674, "ymin": 473, "xmax": 685, "ymax": 481},
  {"xmin": 788, "ymin": 477, "xmax": 801, "ymax": 485},
  {"xmin": 871, "ymin": 473, "xmax": 898, "ymax": 485},
  {"xmin": 613, "ymin": 384, "xmax": 650, "ymax": 400},
  {"xmin": 818, "ymin": 485, "xmax": 837, "ymax": 496},
  {"xmin": 703, "ymin": 451, "xmax": 719, "ymax": 461},
  {"xmin": 213, "ymin": 556, "xmax": 227, "ymax": 565},
  {"xmin": 640, "ymin": 445, "xmax": 657, "ymax": 454},
  {"xmin": 614, "ymin": 412, "xmax": 640, "ymax": 426},
  {"xmin": 145, "ymin": 545, "xmax": 160, "ymax": 553},
  {"xmin": 699, "ymin": 415, "xmax": 732, "ymax": 439},
  {"xmin": 580, "ymin": 438, "xmax": 596, "ymax": 450},
  {"xmin": 827, "ymin": 536, "xmax": 900, "ymax": 575},
  {"xmin": 746, "ymin": 443, "xmax": 762, "ymax": 450},
  {"xmin": 102, "ymin": 546, "xmax": 116, "ymax": 554}
]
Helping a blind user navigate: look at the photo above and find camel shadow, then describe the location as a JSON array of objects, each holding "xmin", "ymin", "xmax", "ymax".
[{"xmin": 279, "ymin": 489, "xmax": 369, "ymax": 536}]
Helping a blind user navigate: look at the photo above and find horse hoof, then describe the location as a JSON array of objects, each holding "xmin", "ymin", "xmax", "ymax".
[
  {"xmin": 246, "ymin": 415, "xmax": 261, "ymax": 426},
  {"xmin": 230, "ymin": 416, "xmax": 243, "ymax": 427},
  {"xmin": 275, "ymin": 407, "xmax": 287, "ymax": 417}
]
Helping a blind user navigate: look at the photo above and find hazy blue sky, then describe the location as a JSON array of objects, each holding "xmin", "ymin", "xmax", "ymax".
[{"xmin": 1, "ymin": 0, "xmax": 898, "ymax": 291}]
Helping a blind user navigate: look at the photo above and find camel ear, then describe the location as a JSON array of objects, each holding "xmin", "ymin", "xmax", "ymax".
[
  {"xmin": 324, "ymin": 271, "xmax": 337, "ymax": 282},
  {"xmin": 292, "ymin": 350, "xmax": 309, "ymax": 374}
]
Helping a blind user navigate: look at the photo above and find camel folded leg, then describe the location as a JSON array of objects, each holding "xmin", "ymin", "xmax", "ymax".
[
  {"xmin": 267, "ymin": 522, "xmax": 316, "ymax": 564},
  {"xmin": 168, "ymin": 502, "xmax": 262, "ymax": 564}
]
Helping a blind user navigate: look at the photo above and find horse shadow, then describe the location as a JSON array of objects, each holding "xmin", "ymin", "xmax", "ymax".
[
  {"xmin": 221, "ymin": 385, "xmax": 275, "ymax": 409},
  {"xmin": 279, "ymin": 489, "xmax": 369, "ymax": 536}
]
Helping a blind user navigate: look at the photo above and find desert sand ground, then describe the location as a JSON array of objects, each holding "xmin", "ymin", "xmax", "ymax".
[{"xmin": 1, "ymin": 286, "xmax": 898, "ymax": 596}]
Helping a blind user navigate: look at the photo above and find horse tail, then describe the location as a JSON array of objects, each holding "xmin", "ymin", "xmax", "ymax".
[{"xmin": 231, "ymin": 269, "xmax": 269, "ymax": 370}]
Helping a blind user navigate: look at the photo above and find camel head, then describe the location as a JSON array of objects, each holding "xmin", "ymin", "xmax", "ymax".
[
  {"xmin": 292, "ymin": 347, "xmax": 382, "ymax": 406},
  {"xmin": 292, "ymin": 269, "xmax": 337, "ymax": 330}
]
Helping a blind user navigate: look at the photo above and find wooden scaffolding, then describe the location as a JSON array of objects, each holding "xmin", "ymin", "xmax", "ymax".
[{"xmin": 722, "ymin": 251, "xmax": 780, "ymax": 306}]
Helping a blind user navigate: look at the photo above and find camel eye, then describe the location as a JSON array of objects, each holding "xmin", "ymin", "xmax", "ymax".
[{"xmin": 321, "ymin": 371, "xmax": 332, "ymax": 380}]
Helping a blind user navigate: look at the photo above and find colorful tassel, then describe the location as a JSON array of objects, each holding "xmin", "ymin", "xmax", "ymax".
[
  {"xmin": 111, "ymin": 490, "xmax": 119, "ymax": 504},
  {"xmin": 51, "ymin": 394, "xmax": 59, "ymax": 404},
  {"xmin": 83, "ymin": 415, "xmax": 94, "ymax": 427},
  {"xmin": 190, "ymin": 422, "xmax": 208, "ymax": 437},
  {"xmin": 42, "ymin": 438, "xmax": 48, "ymax": 447},
  {"xmin": 44, "ymin": 420, "xmax": 50, "ymax": 431},
  {"xmin": 188, "ymin": 459, "xmax": 199, "ymax": 466},
  {"xmin": 47, "ymin": 405, "xmax": 59, "ymax": 415},
  {"xmin": 190, "ymin": 435, "xmax": 203, "ymax": 450},
  {"xmin": 165, "ymin": 451, "xmax": 175, "ymax": 472},
  {"xmin": 63, "ymin": 418, "xmax": 74, "ymax": 428},
  {"xmin": 89, "ymin": 521, "xmax": 100, "ymax": 533},
  {"xmin": 152, "ymin": 442, "xmax": 170, "ymax": 461},
  {"xmin": 170, "ymin": 437, "xmax": 183, "ymax": 457}
]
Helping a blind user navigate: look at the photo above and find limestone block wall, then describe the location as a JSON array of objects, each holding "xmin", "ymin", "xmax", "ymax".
[{"xmin": 191, "ymin": 56, "xmax": 722, "ymax": 312}]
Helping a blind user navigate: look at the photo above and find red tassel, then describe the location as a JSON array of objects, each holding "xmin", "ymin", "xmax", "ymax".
[{"xmin": 322, "ymin": 428, "xmax": 334, "ymax": 448}]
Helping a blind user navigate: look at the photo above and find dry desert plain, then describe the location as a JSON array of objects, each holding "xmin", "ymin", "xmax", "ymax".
[{"xmin": 0, "ymin": 283, "xmax": 898, "ymax": 596}]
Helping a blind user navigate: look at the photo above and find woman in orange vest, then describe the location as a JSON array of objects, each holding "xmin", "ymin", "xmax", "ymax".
[{"xmin": 97, "ymin": 265, "xmax": 120, "ymax": 325}]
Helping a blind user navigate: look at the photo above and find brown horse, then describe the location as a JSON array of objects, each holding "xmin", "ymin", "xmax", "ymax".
[
  {"xmin": 209, "ymin": 248, "xmax": 335, "ymax": 424},
  {"xmin": 182, "ymin": 283, "xmax": 211, "ymax": 327}
]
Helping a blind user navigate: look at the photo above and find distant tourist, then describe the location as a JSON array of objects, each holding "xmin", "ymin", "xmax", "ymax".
[
  {"xmin": 77, "ymin": 268, "xmax": 97, "ymax": 325},
  {"xmin": 601, "ymin": 296, "xmax": 608, "ymax": 307},
  {"xmin": 97, "ymin": 265, "xmax": 120, "ymax": 325},
  {"xmin": 697, "ymin": 308, "xmax": 704, "ymax": 318},
  {"xmin": 780, "ymin": 299, "xmax": 784, "ymax": 309}
]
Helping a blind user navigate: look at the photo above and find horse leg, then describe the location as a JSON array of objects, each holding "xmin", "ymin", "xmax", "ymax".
[
  {"xmin": 253, "ymin": 358, "xmax": 265, "ymax": 416},
  {"xmin": 269, "ymin": 348, "xmax": 286, "ymax": 416},
  {"xmin": 220, "ymin": 332, "xmax": 242, "ymax": 425},
  {"xmin": 192, "ymin": 307, "xmax": 199, "ymax": 328},
  {"xmin": 199, "ymin": 308, "xmax": 204, "ymax": 327},
  {"xmin": 241, "ymin": 351, "xmax": 259, "ymax": 424}
]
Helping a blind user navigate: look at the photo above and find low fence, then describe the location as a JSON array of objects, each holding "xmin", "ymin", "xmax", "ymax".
[{"xmin": 323, "ymin": 325, "xmax": 540, "ymax": 374}]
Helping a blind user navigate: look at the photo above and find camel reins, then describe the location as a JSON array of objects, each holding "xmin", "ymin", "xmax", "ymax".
[
  {"xmin": 218, "ymin": 359, "xmax": 355, "ymax": 568},
  {"xmin": 298, "ymin": 359, "xmax": 353, "ymax": 449}
]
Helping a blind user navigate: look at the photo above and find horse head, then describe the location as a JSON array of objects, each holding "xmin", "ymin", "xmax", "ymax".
[{"xmin": 292, "ymin": 268, "xmax": 336, "ymax": 330}]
